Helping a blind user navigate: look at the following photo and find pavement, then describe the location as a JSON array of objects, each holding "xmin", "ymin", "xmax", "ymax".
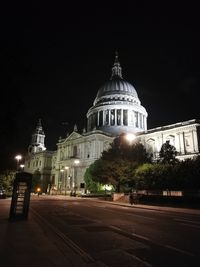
[{"xmin": 0, "ymin": 196, "xmax": 200, "ymax": 267}]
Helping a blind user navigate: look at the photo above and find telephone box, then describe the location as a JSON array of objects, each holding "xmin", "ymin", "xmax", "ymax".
[{"xmin": 9, "ymin": 172, "xmax": 32, "ymax": 221}]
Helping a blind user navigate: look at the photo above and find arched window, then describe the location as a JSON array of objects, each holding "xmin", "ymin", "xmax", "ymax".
[{"xmin": 146, "ymin": 138, "xmax": 156, "ymax": 155}]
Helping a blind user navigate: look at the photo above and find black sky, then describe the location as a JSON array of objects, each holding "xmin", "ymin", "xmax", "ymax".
[{"xmin": 1, "ymin": 2, "xmax": 200, "ymax": 170}]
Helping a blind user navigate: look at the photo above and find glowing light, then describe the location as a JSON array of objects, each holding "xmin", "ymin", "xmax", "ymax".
[
  {"xmin": 15, "ymin": 155, "xmax": 22, "ymax": 161},
  {"xmin": 103, "ymin": 184, "xmax": 113, "ymax": 191},
  {"xmin": 125, "ymin": 133, "xmax": 136, "ymax": 143},
  {"xmin": 74, "ymin": 160, "xmax": 80, "ymax": 165}
]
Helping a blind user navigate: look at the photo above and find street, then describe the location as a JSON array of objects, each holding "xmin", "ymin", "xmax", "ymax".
[
  {"xmin": 32, "ymin": 196, "xmax": 200, "ymax": 266},
  {"xmin": 1, "ymin": 196, "xmax": 200, "ymax": 267}
]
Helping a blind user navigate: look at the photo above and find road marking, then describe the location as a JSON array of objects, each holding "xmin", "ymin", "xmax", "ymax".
[
  {"xmin": 174, "ymin": 218, "xmax": 200, "ymax": 224},
  {"xmin": 178, "ymin": 222, "xmax": 200, "ymax": 229},
  {"xmin": 174, "ymin": 218, "xmax": 200, "ymax": 228},
  {"xmin": 131, "ymin": 233, "xmax": 151, "ymax": 241},
  {"xmin": 164, "ymin": 245, "xmax": 195, "ymax": 257},
  {"xmin": 128, "ymin": 254, "xmax": 153, "ymax": 267},
  {"xmin": 97, "ymin": 205, "xmax": 156, "ymax": 221},
  {"xmin": 110, "ymin": 225, "xmax": 151, "ymax": 242},
  {"xmin": 110, "ymin": 225, "xmax": 196, "ymax": 258},
  {"xmin": 31, "ymin": 208, "xmax": 95, "ymax": 263}
]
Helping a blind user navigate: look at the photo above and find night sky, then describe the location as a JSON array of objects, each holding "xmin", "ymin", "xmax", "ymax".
[{"xmin": 1, "ymin": 2, "xmax": 200, "ymax": 170}]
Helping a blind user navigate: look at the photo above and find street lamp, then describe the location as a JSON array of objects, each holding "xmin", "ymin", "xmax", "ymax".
[
  {"xmin": 125, "ymin": 133, "xmax": 136, "ymax": 145},
  {"xmin": 19, "ymin": 164, "xmax": 25, "ymax": 172},
  {"xmin": 64, "ymin": 166, "xmax": 69, "ymax": 195},
  {"xmin": 15, "ymin": 155, "xmax": 22, "ymax": 171},
  {"xmin": 73, "ymin": 160, "xmax": 80, "ymax": 195},
  {"xmin": 60, "ymin": 169, "xmax": 64, "ymax": 194}
]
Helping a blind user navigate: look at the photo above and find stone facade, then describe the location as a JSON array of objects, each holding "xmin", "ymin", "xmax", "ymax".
[
  {"xmin": 24, "ymin": 54, "xmax": 200, "ymax": 193},
  {"xmin": 139, "ymin": 119, "xmax": 200, "ymax": 161}
]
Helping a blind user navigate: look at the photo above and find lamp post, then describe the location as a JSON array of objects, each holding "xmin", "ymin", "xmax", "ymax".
[
  {"xmin": 64, "ymin": 166, "xmax": 69, "ymax": 195},
  {"xmin": 15, "ymin": 155, "xmax": 22, "ymax": 172},
  {"xmin": 19, "ymin": 164, "xmax": 25, "ymax": 172},
  {"xmin": 73, "ymin": 160, "xmax": 80, "ymax": 195},
  {"xmin": 125, "ymin": 133, "xmax": 137, "ymax": 193},
  {"xmin": 60, "ymin": 169, "xmax": 64, "ymax": 194}
]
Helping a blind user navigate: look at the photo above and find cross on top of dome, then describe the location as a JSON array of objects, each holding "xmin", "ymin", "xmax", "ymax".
[{"xmin": 111, "ymin": 51, "xmax": 123, "ymax": 79}]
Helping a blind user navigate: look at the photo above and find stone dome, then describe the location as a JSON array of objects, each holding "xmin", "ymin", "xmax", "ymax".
[
  {"xmin": 95, "ymin": 76, "xmax": 138, "ymax": 102},
  {"xmin": 94, "ymin": 52, "xmax": 139, "ymax": 106},
  {"xmin": 87, "ymin": 52, "xmax": 148, "ymax": 136}
]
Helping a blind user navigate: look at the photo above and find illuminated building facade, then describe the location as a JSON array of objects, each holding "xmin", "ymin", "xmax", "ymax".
[{"xmin": 25, "ymin": 54, "xmax": 200, "ymax": 193}]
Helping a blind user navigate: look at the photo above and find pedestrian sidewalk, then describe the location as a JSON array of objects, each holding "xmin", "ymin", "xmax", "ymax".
[
  {"xmin": 106, "ymin": 199, "xmax": 200, "ymax": 215},
  {"xmin": 51, "ymin": 194, "xmax": 200, "ymax": 215}
]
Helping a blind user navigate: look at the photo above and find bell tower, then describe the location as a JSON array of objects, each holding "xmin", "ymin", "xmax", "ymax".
[{"xmin": 28, "ymin": 119, "xmax": 46, "ymax": 154}]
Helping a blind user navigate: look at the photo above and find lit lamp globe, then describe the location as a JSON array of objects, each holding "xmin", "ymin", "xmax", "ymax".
[
  {"xmin": 15, "ymin": 154, "xmax": 22, "ymax": 162},
  {"xmin": 125, "ymin": 133, "xmax": 136, "ymax": 144},
  {"xmin": 15, "ymin": 154, "xmax": 22, "ymax": 171},
  {"xmin": 20, "ymin": 164, "xmax": 25, "ymax": 171},
  {"xmin": 74, "ymin": 160, "xmax": 80, "ymax": 165}
]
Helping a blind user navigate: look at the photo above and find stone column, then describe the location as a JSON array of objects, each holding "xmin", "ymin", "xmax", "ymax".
[
  {"xmin": 97, "ymin": 111, "xmax": 99, "ymax": 126},
  {"xmin": 127, "ymin": 109, "xmax": 131, "ymax": 126},
  {"xmin": 121, "ymin": 109, "xmax": 123, "ymax": 125},
  {"xmin": 179, "ymin": 132, "xmax": 186, "ymax": 154},
  {"xmin": 143, "ymin": 116, "xmax": 146, "ymax": 130},
  {"xmin": 176, "ymin": 133, "xmax": 181, "ymax": 154},
  {"xmin": 192, "ymin": 129, "xmax": 198, "ymax": 152}
]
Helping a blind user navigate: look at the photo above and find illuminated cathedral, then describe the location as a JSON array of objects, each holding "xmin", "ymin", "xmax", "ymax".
[{"xmin": 24, "ymin": 53, "xmax": 200, "ymax": 193}]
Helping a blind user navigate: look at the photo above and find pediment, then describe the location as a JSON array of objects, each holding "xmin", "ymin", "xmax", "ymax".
[{"xmin": 65, "ymin": 131, "xmax": 82, "ymax": 141}]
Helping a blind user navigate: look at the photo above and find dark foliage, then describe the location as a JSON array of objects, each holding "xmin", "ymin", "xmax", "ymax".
[{"xmin": 159, "ymin": 141, "xmax": 178, "ymax": 164}]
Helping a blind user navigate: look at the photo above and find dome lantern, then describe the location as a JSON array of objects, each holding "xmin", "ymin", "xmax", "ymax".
[{"xmin": 111, "ymin": 51, "xmax": 123, "ymax": 79}]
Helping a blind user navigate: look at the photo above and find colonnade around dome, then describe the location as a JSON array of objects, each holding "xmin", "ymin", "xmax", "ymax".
[{"xmin": 87, "ymin": 108, "xmax": 147, "ymax": 132}]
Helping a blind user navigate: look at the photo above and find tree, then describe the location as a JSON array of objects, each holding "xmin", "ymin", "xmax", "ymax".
[
  {"xmin": 87, "ymin": 158, "xmax": 135, "ymax": 192},
  {"xmin": 159, "ymin": 141, "xmax": 178, "ymax": 164},
  {"xmin": 84, "ymin": 167, "xmax": 100, "ymax": 193},
  {"xmin": 85, "ymin": 134, "xmax": 152, "ymax": 192},
  {"xmin": 135, "ymin": 163, "xmax": 174, "ymax": 190},
  {"xmin": 102, "ymin": 133, "xmax": 152, "ymax": 164},
  {"xmin": 0, "ymin": 170, "xmax": 15, "ymax": 193}
]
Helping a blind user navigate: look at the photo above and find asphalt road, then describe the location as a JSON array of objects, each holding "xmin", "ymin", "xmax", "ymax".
[{"xmin": 29, "ymin": 195, "xmax": 200, "ymax": 267}]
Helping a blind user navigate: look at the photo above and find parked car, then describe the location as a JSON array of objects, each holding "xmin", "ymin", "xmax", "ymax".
[{"xmin": 0, "ymin": 188, "xmax": 6, "ymax": 199}]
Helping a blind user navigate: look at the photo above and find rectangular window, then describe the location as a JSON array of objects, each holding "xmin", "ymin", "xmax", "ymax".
[
  {"xmin": 135, "ymin": 112, "xmax": 138, "ymax": 127},
  {"xmin": 99, "ymin": 111, "xmax": 103, "ymax": 126},
  {"xmin": 123, "ymin": 110, "xmax": 128, "ymax": 125}
]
